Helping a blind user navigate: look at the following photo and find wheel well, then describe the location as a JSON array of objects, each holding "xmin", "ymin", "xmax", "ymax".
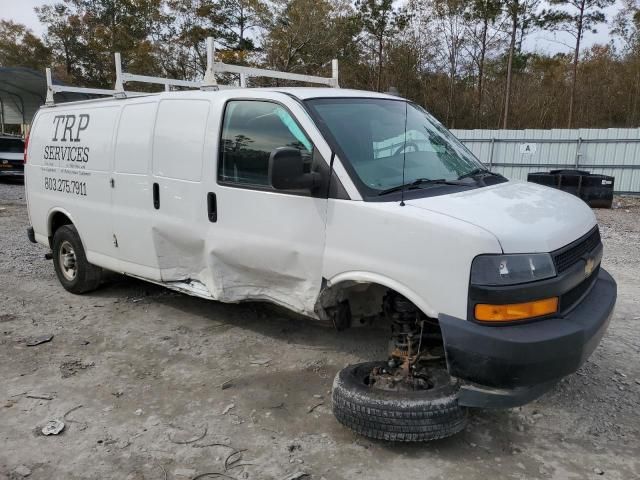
[
  {"xmin": 316, "ymin": 281, "xmax": 438, "ymax": 329},
  {"xmin": 49, "ymin": 211, "xmax": 73, "ymax": 247},
  {"xmin": 316, "ymin": 281, "xmax": 387, "ymax": 326}
]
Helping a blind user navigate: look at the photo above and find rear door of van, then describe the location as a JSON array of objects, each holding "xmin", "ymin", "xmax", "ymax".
[{"xmin": 110, "ymin": 100, "xmax": 161, "ymax": 279}]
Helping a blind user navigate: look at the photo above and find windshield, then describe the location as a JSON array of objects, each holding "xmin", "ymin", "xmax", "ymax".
[{"xmin": 306, "ymin": 98, "xmax": 485, "ymax": 194}]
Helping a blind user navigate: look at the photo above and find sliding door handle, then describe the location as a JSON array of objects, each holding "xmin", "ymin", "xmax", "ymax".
[
  {"xmin": 153, "ymin": 182, "xmax": 160, "ymax": 209},
  {"xmin": 207, "ymin": 192, "xmax": 217, "ymax": 222}
]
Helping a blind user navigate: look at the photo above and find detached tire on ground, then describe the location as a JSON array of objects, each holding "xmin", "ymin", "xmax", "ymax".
[
  {"xmin": 52, "ymin": 225, "xmax": 103, "ymax": 294},
  {"xmin": 332, "ymin": 361, "xmax": 467, "ymax": 442}
]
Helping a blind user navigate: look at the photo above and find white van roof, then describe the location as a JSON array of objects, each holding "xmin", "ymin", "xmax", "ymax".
[
  {"xmin": 39, "ymin": 87, "xmax": 402, "ymax": 110},
  {"xmin": 255, "ymin": 88, "xmax": 401, "ymax": 100}
]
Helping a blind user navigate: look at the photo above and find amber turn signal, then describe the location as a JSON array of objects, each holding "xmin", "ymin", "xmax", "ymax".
[{"xmin": 475, "ymin": 297, "xmax": 559, "ymax": 322}]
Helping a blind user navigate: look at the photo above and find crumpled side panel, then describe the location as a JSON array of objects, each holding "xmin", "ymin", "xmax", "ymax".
[
  {"xmin": 152, "ymin": 222, "xmax": 206, "ymax": 281},
  {"xmin": 149, "ymin": 217, "xmax": 322, "ymax": 318},
  {"xmin": 204, "ymin": 233, "xmax": 323, "ymax": 317}
]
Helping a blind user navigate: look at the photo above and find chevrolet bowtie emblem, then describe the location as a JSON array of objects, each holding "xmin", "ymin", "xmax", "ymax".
[{"xmin": 585, "ymin": 257, "xmax": 595, "ymax": 277}]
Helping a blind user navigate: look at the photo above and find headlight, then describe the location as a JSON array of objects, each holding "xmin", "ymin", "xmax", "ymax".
[{"xmin": 471, "ymin": 253, "xmax": 556, "ymax": 286}]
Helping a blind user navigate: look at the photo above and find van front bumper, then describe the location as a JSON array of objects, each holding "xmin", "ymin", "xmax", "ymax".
[{"xmin": 439, "ymin": 268, "xmax": 617, "ymax": 408}]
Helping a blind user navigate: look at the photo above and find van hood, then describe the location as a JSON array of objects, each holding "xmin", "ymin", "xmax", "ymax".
[{"xmin": 406, "ymin": 181, "xmax": 596, "ymax": 253}]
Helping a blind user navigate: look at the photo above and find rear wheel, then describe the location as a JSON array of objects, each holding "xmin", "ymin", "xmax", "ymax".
[{"xmin": 52, "ymin": 225, "xmax": 102, "ymax": 294}]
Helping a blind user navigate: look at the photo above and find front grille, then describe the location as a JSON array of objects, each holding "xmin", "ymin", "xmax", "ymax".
[
  {"xmin": 560, "ymin": 264, "xmax": 600, "ymax": 312},
  {"xmin": 553, "ymin": 227, "xmax": 601, "ymax": 273}
]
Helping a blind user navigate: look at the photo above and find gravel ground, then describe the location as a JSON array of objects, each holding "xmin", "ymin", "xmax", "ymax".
[{"xmin": 1, "ymin": 180, "xmax": 639, "ymax": 480}]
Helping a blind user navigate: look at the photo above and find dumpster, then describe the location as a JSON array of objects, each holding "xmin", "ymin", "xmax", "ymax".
[{"xmin": 527, "ymin": 169, "xmax": 614, "ymax": 208}]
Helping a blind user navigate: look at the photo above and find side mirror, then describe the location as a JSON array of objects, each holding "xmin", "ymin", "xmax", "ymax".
[{"xmin": 268, "ymin": 147, "xmax": 319, "ymax": 191}]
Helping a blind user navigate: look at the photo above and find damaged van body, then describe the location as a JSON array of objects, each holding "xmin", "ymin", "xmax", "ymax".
[{"xmin": 25, "ymin": 87, "xmax": 616, "ymax": 442}]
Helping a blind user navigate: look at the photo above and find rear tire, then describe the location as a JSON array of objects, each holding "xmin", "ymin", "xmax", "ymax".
[
  {"xmin": 332, "ymin": 361, "xmax": 467, "ymax": 442},
  {"xmin": 52, "ymin": 225, "xmax": 102, "ymax": 294}
]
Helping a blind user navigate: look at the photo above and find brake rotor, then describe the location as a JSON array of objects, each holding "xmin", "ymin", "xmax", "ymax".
[{"xmin": 367, "ymin": 362, "xmax": 447, "ymax": 392}]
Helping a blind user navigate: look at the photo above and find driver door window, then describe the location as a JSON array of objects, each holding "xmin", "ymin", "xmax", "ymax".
[{"xmin": 218, "ymin": 100, "xmax": 313, "ymax": 189}]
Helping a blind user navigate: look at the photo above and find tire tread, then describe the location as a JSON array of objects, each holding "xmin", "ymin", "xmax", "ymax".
[{"xmin": 331, "ymin": 362, "xmax": 467, "ymax": 442}]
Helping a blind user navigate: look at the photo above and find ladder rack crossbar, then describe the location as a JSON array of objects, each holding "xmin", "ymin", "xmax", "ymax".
[
  {"xmin": 50, "ymin": 84, "xmax": 116, "ymax": 96},
  {"xmin": 121, "ymin": 72, "xmax": 201, "ymax": 89},
  {"xmin": 212, "ymin": 62, "xmax": 338, "ymax": 87}
]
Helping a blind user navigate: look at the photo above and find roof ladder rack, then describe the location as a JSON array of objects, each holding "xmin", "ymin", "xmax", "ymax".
[
  {"xmin": 207, "ymin": 37, "xmax": 339, "ymax": 88},
  {"xmin": 45, "ymin": 36, "xmax": 339, "ymax": 105}
]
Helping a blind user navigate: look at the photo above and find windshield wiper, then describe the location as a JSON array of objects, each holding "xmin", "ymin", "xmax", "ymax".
[
  {"xmin": 378, "ymin": 178, "xmax": 466, "ymax": 196},
  {"xmin": 457, "ymin": 168, "xmax": 499, "ymax": 180}
]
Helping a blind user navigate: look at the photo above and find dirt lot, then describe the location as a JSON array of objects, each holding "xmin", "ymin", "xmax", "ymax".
[{"xmin": 1, "ymin": 181, "xmax": 639, "ymax": 480}]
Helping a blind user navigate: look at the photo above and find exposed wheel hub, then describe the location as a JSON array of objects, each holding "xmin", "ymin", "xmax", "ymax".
[
  {"xmin": 368, "ymin": 365, "xmax": 433, "ymax": 392},
  {"xmin": 366, "ymin": 293, "xmax": 446, "ymax": 392},
  {"xmin": 59, "ymin": 240, "xmax": 77, "ymax": 281}
]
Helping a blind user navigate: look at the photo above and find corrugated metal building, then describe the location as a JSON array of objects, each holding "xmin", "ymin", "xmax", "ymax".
[{"xmin": 451, "ymin": 129, "xmax": 640, "ymax": 194}]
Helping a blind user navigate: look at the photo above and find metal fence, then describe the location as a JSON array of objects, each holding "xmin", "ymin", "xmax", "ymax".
[{"xmin": 451, "ymin": 128, "xmax": 640, "ymax": 194}]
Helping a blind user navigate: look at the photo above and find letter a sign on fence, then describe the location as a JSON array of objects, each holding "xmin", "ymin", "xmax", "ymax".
[{"xmin": 520, "ymin": 143, "xmax": 537, "ymax": 155}]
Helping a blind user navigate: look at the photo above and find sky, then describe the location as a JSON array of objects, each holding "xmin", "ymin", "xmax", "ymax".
[
  {"xmin": 524, "ymin": 0, "xmax": 624, "ymax": 54},
  {"xmin": 0, "ymin": 0, "xmax": 625, "ymax": 54},
  {"xmin": 2, "ymin": 0, "xmax": 51, "ymax": 37}
]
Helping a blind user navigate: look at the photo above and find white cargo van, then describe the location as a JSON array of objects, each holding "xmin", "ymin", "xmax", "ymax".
[{"xmin": 25, "ymin": 58, "xmax": 616, "ymax": 442}]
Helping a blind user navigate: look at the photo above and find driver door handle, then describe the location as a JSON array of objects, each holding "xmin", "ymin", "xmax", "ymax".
[
  {"xmin": 153, "ymin": 182, "xmax": 160, "ymax": 209},
  {"xmin": 207, "ymin": 192, "xmax": 217, "ymax": 222}
]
